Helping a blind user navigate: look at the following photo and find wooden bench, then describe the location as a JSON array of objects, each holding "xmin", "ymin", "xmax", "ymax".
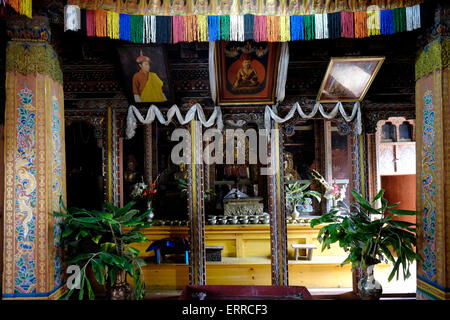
[
  {"xmin": 292, "ymin": 244, "xmax": 317, "ymax": 261},
  {"xmin": 206, "ymin": 246, "xmax": 224, "ymax": 262}
]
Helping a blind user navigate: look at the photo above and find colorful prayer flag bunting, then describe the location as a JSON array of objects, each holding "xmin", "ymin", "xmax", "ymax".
[{"xmin": 64, "ymin": 4, "xmax": 422, "ymax": 44}]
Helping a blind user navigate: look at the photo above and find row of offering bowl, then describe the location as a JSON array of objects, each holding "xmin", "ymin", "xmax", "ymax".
[
  {"xmin": 152, "ymin": 219, "xmax": 188, "ymax": 226},
  {"xmin": 207, "ymin": 213, "xmax": 270, "ymax": 225},
  {"xmin": 286, "ymin": 216, "xmax": 311, "ymax": 225}
]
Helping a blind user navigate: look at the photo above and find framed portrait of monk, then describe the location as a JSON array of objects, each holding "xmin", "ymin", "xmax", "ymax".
[
  {"xmin": 117, "ymin": 45, "xmax": 173, "ymax": 104},
  {"xmin": 316, "ymin": 57, "xmax": 385, "ymax": 103},
  {"xmin": 214, "ymin": 41, "xmax": 282, "ymax": 105}
]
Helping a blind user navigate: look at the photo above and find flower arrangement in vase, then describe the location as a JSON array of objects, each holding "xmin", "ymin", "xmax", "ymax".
[
  {"xmin": 310, "ymin": 169, "xmax": 347, "ymax": 210},
  {"xmin": 130, "ymin": 175, "xmax": 160, "ymax": 222}
]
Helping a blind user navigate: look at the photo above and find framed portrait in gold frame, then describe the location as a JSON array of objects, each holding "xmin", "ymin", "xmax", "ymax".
[
  {"xmin": 214, "ymin": 40, "xmax": 282, "ymax": 105},
  {"xmin": 316, "ymin": 57, "xmax": 385, "ymax": 103}
]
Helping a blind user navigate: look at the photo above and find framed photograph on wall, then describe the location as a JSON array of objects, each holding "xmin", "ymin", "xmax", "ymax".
[
  {"xmin": 117, "ymin": 45, "xmax": 174, "ymax": 104},
  {"xmin": 316, "ymin": 57, "xmax": 385, "ymax": 103},
  {"xmin": 214, "ymin": 40, "xmax": 282, "ymax": 105}
]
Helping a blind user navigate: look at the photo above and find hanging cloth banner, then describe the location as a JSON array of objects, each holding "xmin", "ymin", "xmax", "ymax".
[
  {"xmin": 67, "ymin": 0, "xmax": 424, "ymax": 17},
  {"xmin": 264, "ymin": 101, "xmax": 362, "ymax": 140},
  {"xmin": 64, "ymin": 4, "xmax": 423, "ymax": 43},
  {"xmin": 126, "ymin": 104, "xmax": 224, "ymax": 139}
]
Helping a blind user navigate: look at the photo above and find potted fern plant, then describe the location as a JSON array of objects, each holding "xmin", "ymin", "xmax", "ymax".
[
  {"xmin": 310, "ymin": 189, "xmax": 420, "ymax": 300},
  {"xmin": 54, "ymin": 200, "xmax": 152, "ymax": 300}
]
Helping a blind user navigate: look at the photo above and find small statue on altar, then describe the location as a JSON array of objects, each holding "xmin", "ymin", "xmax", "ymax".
[
  {"xmin": 124, "ymin": 154, "xmax": 139, "ymax": 184},
  {"xmin": 284, "ymin": 151, "xmax": 299, "ymax": 181}
]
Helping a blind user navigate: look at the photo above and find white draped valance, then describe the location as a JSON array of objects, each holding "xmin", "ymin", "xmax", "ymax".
[
  {"xmin": 126, "ymin": 101, "xmax": 362, "ymax": 140},
  {"xmin": 126, "ymin": 104, "xmax": 224, "ymax": 139},
  {"xmin": 264, "ymin": 101, "xmax": 362, "ymax": 140}
]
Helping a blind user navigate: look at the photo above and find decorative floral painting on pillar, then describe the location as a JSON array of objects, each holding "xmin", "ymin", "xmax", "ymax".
[
  {"xmin": 117, "ymin": 45, "xmax": 174, "ymax": 104},
  {"xmin": 214, "ymin": 40, "xmax": 281, "ymax": 105},
  {"xmin": 317, "ymin": 57, "xmax": 385, "ymax": 103}
]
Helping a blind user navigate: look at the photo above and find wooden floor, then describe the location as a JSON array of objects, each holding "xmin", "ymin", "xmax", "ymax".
[
  {"xmin": 143, "ymin": 289, "xmax": 416, "ymax": 300},
  {"xmin": 139, "ymin": 255, "xmax": 416, "ymax": 297}
]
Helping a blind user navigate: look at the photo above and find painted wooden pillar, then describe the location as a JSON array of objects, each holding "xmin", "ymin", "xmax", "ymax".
[
  {"xmin": 187, "ymin": 120, "xmax": 206, "ymax": 285},
  {"xmin": 267, "ymin": 120, "xmax": 288, "ymax": 285},
  {"xmin": 2, "ymin": 16, "xmax": 67, "ymax": 299},
  {"xmin": 415, "ymin": 5, "xmax": 450, "ymax": 300}
]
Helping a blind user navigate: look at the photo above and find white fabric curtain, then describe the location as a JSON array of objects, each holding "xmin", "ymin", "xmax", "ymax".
[
  {"xmin": 275, "ymin": 42, "xmax": 289, "ymax": 104},
  {"xmin": 208, "ymin": 41, "xmax": 217, "ymax": 105},
  {"xmin": 126, "ymin": 104, "xmax": 224, "ymax": 139}
]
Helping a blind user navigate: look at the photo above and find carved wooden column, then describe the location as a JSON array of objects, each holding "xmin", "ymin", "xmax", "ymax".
[
  {"xmin": 187, "ymin": 120, "xmax": 206, "ymax": 285},
  {"xmin": 3, "ymin": 16, "xmax": 67, "ymax": 299},
  {"xmin": 267, "ymin": 121, "xmax": 288, "ymax": 285},
  {"xmin": 415, "ymin": 3, "xmax": 450, "ymax": 300}
]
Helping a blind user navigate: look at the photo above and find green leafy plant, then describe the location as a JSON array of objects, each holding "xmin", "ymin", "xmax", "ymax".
[
  {"xmin": 54, "ymin": 200, "xmax": 152, "ymax": 300},
  {"xmin": 285, "ymin": 181, "xmax": 322, "ymax": 212},
  {"xmin": 177, "ymin": 178, "xmax": 216, "ymax": 199},
  {"xmin": 310, "ymin": 189, "xmax": 420, "ymax": 281}
]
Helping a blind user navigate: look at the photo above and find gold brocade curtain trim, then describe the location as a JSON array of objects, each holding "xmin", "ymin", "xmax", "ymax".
[
  {"xmin": 6, "ymin": 41, "xmax": 63, "ymax": 84},
  {"xmin": 67, "ymin": 0, "xmax": 424, "ymax": 17},
  {"xmin": 415, "ymin": 39, "xmax": 450, "ymax": 80}
]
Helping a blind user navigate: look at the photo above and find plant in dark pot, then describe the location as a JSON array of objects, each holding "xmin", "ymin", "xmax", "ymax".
[
  {"xmin": 310, "ymin": 189, "xmax": 420, "ymax": 300},
  {"xmin": 54, "ymin": 200, "xmax": 152, "ymax": 300}
]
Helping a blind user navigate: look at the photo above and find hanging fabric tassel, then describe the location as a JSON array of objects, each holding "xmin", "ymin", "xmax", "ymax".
[
  {"xmin": 109, "ymin": 11, "xmax": 120, "ymax": 39},
  {"xmin": 367, "ymin": 10, "xmax": 380, "ymax": 36},
  {"xmin": 207, "ymin": 15, "xmax": 219, "ymax": 42},
  {"xmin": 20, "ymin": 0, "xmax": 32, "ymax": 18},
  {"xmin": 280, "ymin": 16, "xmax": 290, "ymax": 42},
  {"xmin": 156, "ymin": 16, "xmax": 171, "ymax": 43},
  {"xmin": 86, "ymin": 10, "xmax": 96, "ymax": 37},
  {"xmin": 267, "ymin": 16, "xmax": 280, "ymax": 42},
  {"xmin": 230, "ymin": 15, "xmax": 237, "ymax": 41},
  {"xmin": 291, "ymin": 15, "xmax": 304, "ymax": 41},
  {"xmin": 335, "ymin": 12, "xmax": 342, "ymax": 39},
  {"xmin": 119, "ymin": 14, "xmax": 130, "ymax": 41},
  {"xmin": 107, "ymin": 10, "xmax": 113, "ymax": 38},
  {"xmin": 143, "ymin": 15, "xmax": 151, "ymax": 43},
  {"xmin": 185, "ymin": 16, "xmax": 193, "ymax": 42},
  {"xmin": 237, "ymin": 15, "xmax": 245, "ymax": 41},
  {"xmin": 64, "ymin": 5, "xmax": 81, "ymax": 32},
  {"xmin": 220, "ymin": 15, "xmax": 230, "ymax": 41},
  {"xmin": 198, "ymin": 15, "xmax": 208, "ymax": 42},
  {"xmin": 393, "ymin": 8, "xmax": 406, "ymax": 33},
  {"xmin": 412, "ymin": 4, "xmax": 421, "ymax": 30},
  {"xmin": 354, "ymin": 11, "xmax": 368, "ymax": 38},
  {"xmin": 380, "ymin": 10, "xmax": 394, "ymax": 35},
  {"xmin": 303, "ymin": 15, "xmax": 315, "ymax": 41},
  {"xmin": 172, "ymin": 15, "xmax": 185, "ymax": 43},
  {"xmin": 186, "ymin": 16, "xmax": 199, "ymax": 42},
  {"xmin": 95, "ymin": 10, "xmax": 107, "ymax": 38},
  {"xmin": 244, "ymin": 14, "xmax": 254, "ymax": 41},
  {"xmin": 150, "ymin": 16, "xmax": 156, "ymax": 43},
  {"xmin": 254, "ymin": 15, "xmax": 267, "ymax": 42},
  {"xmin": 322, "ymin": 13, "xmax": 329, "ymax": 39},
  {"xmin": 230, "ymin": 15, "xmax": 243, "ymax": 41},
  {"xmin": 315, "ymin": 13, "xmax": 323, "ymax": 40},
  {"xmin": 130, "ymin": 15, "xmax": 143, "ymax": 43},
  {"xmin": 406, "ymin": 6, "xmax": 413, "ymax": 31},
  {"xmin": 341, "ymin": 11, "xmax": 354, "ymax": 38}
]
